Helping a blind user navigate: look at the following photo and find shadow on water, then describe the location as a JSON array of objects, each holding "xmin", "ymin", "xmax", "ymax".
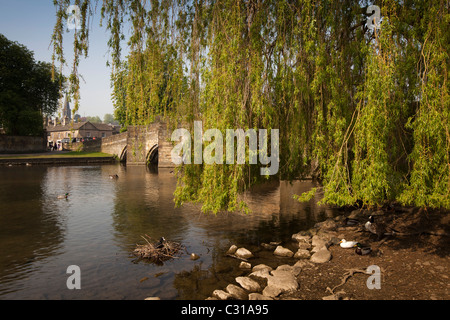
[
  {"xmin": 0, "ymin": 166, "xmax": 67, "ymax": 297},
  {"xmin": 0, "ymin": 164, "xmax": 337, "ymax": 300}
]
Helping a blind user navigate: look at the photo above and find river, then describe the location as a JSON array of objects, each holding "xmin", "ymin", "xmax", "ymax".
[{"xmin": 0, "ymin": 164, "xmax": 334, "ymax": 299}]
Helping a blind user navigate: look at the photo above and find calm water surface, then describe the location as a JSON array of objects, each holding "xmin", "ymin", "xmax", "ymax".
[{"xmin": 0, "ymin": 164, "xmax": 335, "ymax": 300}]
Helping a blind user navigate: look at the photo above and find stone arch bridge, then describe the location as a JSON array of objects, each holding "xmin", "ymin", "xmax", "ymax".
[{"xmin": 100, "ymin": 121, "xmax": 174, "ymax": 167}]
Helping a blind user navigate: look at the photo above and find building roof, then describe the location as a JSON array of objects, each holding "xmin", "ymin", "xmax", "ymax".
[
  {"xmin": 46, "ymin": 121, "xmax": 113, "ymax": 132},
  {"xmin": 90, "ymin": 122, "xmax": 115, "ymax": 131}
]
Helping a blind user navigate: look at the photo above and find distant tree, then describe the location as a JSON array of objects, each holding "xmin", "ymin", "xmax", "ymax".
[
  {"xmin": 86, "ymin": 115, "xmax": 102, "ymax": 123},
  {"xmin": 0, "ymin": 34, "xmax": 63, "ymax": 135},
  {"xmin": 103, "ymin": 113, "xmax": 116, "ymax": 124}
]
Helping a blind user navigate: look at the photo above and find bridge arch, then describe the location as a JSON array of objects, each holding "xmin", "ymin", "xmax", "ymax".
[
  {"xmin": 146, "ymin": 144, "xmax": 158, "ymax": 165},
  {"xmin": 119, "ymin": 145, "xmax": 127, "ymax": 162}
]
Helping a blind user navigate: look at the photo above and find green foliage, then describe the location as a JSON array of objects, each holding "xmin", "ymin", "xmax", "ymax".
[
  {"xmin": 293, "ymin": 188, "xmax": 317, "ymax": 203},
  {"xmin": 85, "ymin": 115, "xmax": 102, "ymax": 123},
  {"xmin": 53, "ymin": 0, "xmax": 450, "ymax": 212},
  {"xmin": 103, "ymin": 113, "xmax": 116, "ymax": 124},
  {"xmin": 0, "ymin": 34, "xmax": 63, "ymax": 135}
]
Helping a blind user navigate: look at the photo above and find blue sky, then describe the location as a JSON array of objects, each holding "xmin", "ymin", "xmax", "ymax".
[{"xmin": 0, "ymin": 0, "xmax": 115, "ymax": 119}]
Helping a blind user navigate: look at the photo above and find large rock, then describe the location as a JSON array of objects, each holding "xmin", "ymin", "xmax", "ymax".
[
  {"xmin": 239, "ymin": 262, "xmax": 251, "ymax": 269},
  {"xmin": 348, "ymin": 209, "xmax": 363, "ymax": 219},
  {"xmin": 261, "ymin": 243, "xmax": 276, "ymax": 250},
  {"xmin": 316, "ymin": 230, "xmax": 339, "ymax": 242},
  {"xmin": 294, "ymin": 249, "xmax": 311, "ymax": 259},
  {"xmin": 310, "ymin": 248, "xmax": 332, "ymax": 263},
  {"xmin": 293, "ymin": 259, "xmax": 314, "ymax": 269},
  {"xmin": 226, "ymin": 245, "xmax": 238, "ymax": 255},
  {"xmin": 212, "ymin": 289, "xmax": 232, "ymax": 300},
  {"xmin": 226, "ymin": 284, "xmax": 248, "ymax": 300},
  {"xmin": 252, "ymin": 264, "xmax": 273, "ymax": 272},
  {"xmin": 311, "ymin": 235, "xmax": 328, "ymax": 253},
  {"xmin": 262, "ymin": 285, "xmax": 282, "ymax": 298},
  {"xmin": 311, "ymin": 235, "xmax": 328, "ymax": 248},
  {"xmin": 275, "ymin": 264, "xmax": 301, "ymax": 277},
  {"xmin": 314, "ymin": 218, "xmax": 337, "ymax": 231},
  {"xmin": 249, "ymin": 293, "xmax": 273, "ymax": 300},
  {"xmin": 274, "ymin": 246, "xmax": 294, "ymax": 257},
  {"xmin": 269, "ymin": 269, "xmax": 299, "ymax": 290},
  {"xmin": 235, "ymin": 247, "xmax": 253, "ymax": 259},
  {"xmin": 292, "ymin": 233, "xmax": 311, "ymax": 243},
  {"xmin": 249, "ymin": 268, "xmax": 271, "ymax": 280},
  {"xmin": 262, "ymin": 269, "xmax": 299, "ymax": 298},
  {"xmin": 236, "ymin": 276, "xmax": 261, "ymax": 292},
  {"xmin": 298, "ymin": 242, "xmax": 312, "ymax": 250},
  {"xmin": 349, "ymin": 208, "xmax": 370, "ymax": 219}
]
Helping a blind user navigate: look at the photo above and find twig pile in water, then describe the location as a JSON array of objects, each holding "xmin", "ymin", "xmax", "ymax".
[{"xmin": 133, "ymin": 235, "xmax": 183, "ymax": 263}]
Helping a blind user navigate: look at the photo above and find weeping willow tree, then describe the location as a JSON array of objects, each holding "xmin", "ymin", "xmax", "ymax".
[{"xmin": 52, "ymin": 0, "xmax": 449, "ymax": 213}]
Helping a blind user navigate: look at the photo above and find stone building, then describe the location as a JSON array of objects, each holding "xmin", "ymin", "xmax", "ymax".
[{"xmin": 46, "ymin": 120, "xmax": 114, "ymax": 147}]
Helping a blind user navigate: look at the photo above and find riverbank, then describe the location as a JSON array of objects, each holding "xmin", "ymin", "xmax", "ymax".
[
  {"xmin": 0, "ymin": 151, "xmax": 117, "ymax": 166},
  {"xmin": 205, "ymin": 205, "xmax": 450, "ymax": 300}
]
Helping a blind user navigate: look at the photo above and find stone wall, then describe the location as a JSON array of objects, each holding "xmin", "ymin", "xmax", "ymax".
[
  {"xmin": 101, "ymin": 132, "xmax": 128, "ymax": 159},
  {"xmin": 65, "ymin": 139, "xmax": 102, "ymax": 152},
  {"xmin": 126, "ymin": 124, "xmax": 159, "ymax": 165},
  {"xmin": 0, "ymin": 135, "xmax": 46, "ymax": 154},
  {"xmin": 158, "ymin": 122, "xmax": 175, "ymax": 168}
]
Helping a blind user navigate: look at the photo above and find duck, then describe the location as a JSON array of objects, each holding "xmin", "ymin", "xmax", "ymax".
[
  {"xmin": 339, "ymin": 239, "xmax": 359, "ymax": 248},
  {"xmin": 155, "ymin": 237, "xmax": 166, "ymax": 249},
  {"xmin": 365, "ymin": 215, "xmax": 396, "ymax": 239},
  {"xmin": 355, "ymin": 243, "xmax": 372, "ymax": 255},
  {"xmin": 57, "ymin": 192, "xmax": 69, "ymax": 199},
  {"xmin": 109, "ymin": 174, "xmax": 119, "ymax": 179}
]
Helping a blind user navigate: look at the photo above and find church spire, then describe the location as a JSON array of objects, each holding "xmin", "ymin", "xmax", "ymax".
[{"xmin": 63, "ymin": 95, "xmax": 71, "ymax": 120}]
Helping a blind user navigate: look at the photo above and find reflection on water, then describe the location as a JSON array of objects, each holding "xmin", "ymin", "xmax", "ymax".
[{"xmin": 0, "ymin": 164, "xmax": 334, "ymax": 300}]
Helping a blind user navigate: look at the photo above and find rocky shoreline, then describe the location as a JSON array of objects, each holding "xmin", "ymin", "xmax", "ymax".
[
  {"xmin": 205, "ymin": 215, "xmax": 343, "ymax": 300},
  {"xmin": 203, "ymin": 206, "xmax": 450, "ymax": 300}
]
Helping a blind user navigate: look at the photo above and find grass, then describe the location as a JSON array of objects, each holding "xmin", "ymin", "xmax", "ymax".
[{"xmin": 0, "ymin": 151, "xmax": 114, "ymax": 159}]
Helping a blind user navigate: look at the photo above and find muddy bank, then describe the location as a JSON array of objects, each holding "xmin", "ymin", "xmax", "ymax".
[{"xmin": 205, "ymin": 206, "xmax": 450, "ymax": 300}]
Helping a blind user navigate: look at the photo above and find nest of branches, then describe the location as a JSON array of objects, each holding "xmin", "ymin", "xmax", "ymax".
[{"xmin": 133, "ymin": 235, "xmax": 184, "ymax": 264}]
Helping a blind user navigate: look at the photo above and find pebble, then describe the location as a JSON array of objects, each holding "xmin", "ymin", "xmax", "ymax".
[
  {"xmin": 235, "ymin": 247, "xmax": 253, "ymax": 259},
  {"xmin": 239, "ymin": 261, "xmax": 251, "ymax": 269},
  {"xmin": 190, "ymin": 253, "xmax": 200, "ymax": 260},
  {"xmin": 274, "ymin": 245, "xmax": 294, "ymax": 257}
]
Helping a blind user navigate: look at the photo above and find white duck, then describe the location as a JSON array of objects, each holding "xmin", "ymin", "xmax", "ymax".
[{"xmin": 339, "ymin": 239, "xmax": 359, "ymax": 248}]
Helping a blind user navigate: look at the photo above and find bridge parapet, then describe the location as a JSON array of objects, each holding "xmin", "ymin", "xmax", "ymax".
[
  {"xmin": 101, "ymin": 132, "xmax": 128, "ymax": 160},
  {"xmin": 96, "ymin": 121, "xmax": 175, "ymax": 167}
]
